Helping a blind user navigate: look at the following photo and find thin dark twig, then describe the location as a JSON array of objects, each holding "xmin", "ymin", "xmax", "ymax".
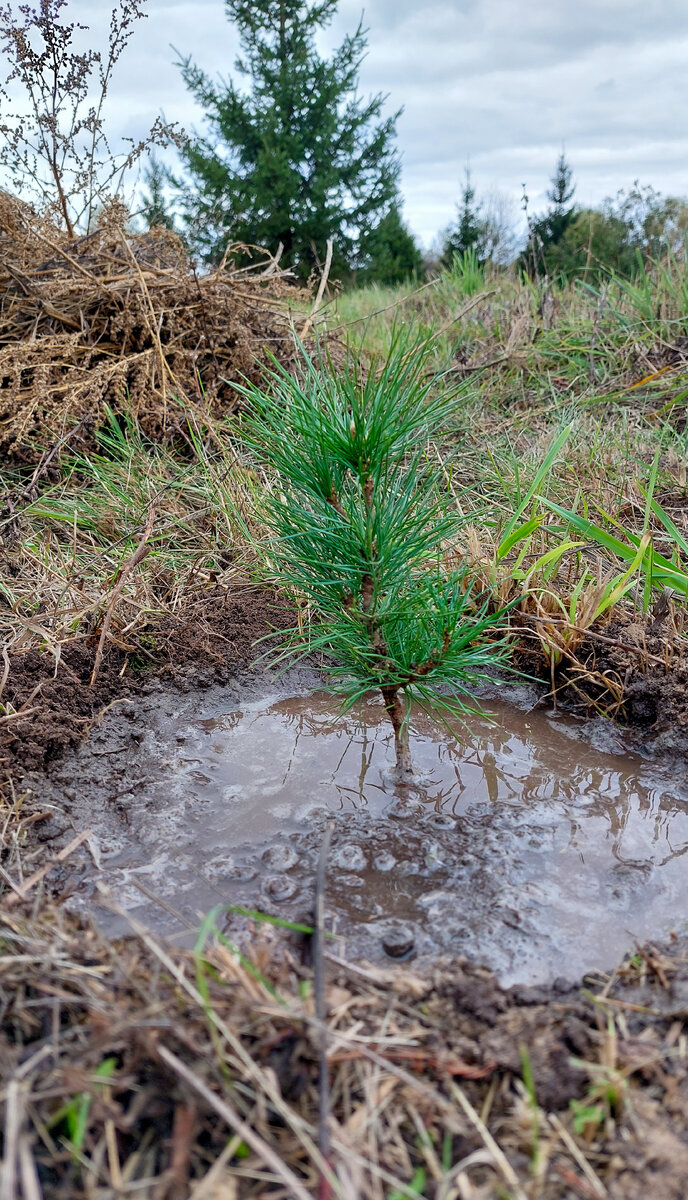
[{"xmin": 314, "ymin": 821, "xmax": 334, "ymax": 1188}]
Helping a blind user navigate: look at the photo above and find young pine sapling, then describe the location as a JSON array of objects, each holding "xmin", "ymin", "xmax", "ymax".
[{"xmin": 241, "ymin": 337, "xmax": 510, "ymax": 778}]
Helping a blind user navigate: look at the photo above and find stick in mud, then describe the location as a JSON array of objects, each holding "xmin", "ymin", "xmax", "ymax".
[{"xmin": 314, "ymin": 822, "xmax": 334, "ymax": 1192}]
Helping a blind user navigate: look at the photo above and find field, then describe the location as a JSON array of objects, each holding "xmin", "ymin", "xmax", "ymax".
[{"xmin": 1, "ymin": 204, "xmax": 688, "ymax": 1198}]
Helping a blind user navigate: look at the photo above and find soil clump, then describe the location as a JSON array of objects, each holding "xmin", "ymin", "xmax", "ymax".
[
  {"xmin": 579, "ymin": 615, "xmax": 688, "ymax": 753},
  {"xmin": 515, "ymin": 609, "xmax": 688, "ymax": 757}
]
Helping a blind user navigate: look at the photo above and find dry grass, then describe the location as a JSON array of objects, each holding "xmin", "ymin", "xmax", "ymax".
[
  {"xmin": 1, "ymin": 894, "xmax": 687, "ymax": 1199},
  {"xmin": 0, "ymin": 193, "xmax": 304, "ymax": 464}
]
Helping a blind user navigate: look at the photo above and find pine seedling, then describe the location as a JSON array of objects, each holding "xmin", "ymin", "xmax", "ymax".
[{"xmin": 240, "ymin": 335, "xmax": 511, "ymax": 778}]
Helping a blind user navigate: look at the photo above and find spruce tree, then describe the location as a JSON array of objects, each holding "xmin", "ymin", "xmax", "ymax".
[
  {"xmin": 140, "ymin": 157, "xmax": 176, "ymax": 231},
  {"xmin": 441, "ymin": 169, "xmax": 488, "ymax": 267},
  {"xmin": 522, "ymin": 152, "xmax": 577, "ymax": 276},
  {"xmin": 357, "ymin": 205, "xmax": 423, "ymax": 286},
  {"xmin": 173, "ymin": 0, "xmax": 401, "ymax": 277},
  {"xmin": 544, "ymin": 152, "xmax": 576, "ymax": 245}
]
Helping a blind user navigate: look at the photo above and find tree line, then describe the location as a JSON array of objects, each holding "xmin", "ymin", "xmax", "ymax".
[{"xmin": 1, "ymin": 0, "xmax": 686, "ymax": 288}]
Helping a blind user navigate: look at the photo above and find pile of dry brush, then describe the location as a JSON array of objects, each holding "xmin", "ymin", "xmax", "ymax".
[{"xmin": 0, "ymin": 193, "xmax": 304, "ymax": 463}]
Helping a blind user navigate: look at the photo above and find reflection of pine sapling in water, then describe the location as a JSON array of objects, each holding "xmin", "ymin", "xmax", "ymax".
[{"xmin": 241, "ymin": 336, "xmax": 511, "ymax": 778}]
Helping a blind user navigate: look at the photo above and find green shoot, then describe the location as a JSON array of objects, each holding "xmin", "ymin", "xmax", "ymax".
[{"xmin": 49, "ymin": 1057, "xmax": 117, "ymax": 1159}]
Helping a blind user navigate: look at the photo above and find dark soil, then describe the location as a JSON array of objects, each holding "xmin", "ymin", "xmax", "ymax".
[
  {"xmin": 515, "ymin": 610, "xmax": 688, "ymax": 757},
  {"xmin": 566, "ymin": 615, "xmax": 688, "ymax": 754},
  {"xmin": 0, "ymin": 585, "xmax": 296, "ymax": 784}
]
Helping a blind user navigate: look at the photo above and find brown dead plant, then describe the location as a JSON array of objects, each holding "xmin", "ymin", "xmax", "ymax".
[
  {"xmin": 0, "ymin": 0, "xmax": 182, "ymax": 236},
  {"xmin": 0, "ymin": 194, "xmax": 304, "ymax": 462}
]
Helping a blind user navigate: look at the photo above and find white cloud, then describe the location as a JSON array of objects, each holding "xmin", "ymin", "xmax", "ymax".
[{"xmin": 11, "ymin": 0, "xmax": 688, "ymax": 247}]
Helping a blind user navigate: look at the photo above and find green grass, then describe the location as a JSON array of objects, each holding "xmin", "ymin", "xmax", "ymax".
[{"xmin": 0, "ymin": 408, "xmax": 266, "ymax": 663}]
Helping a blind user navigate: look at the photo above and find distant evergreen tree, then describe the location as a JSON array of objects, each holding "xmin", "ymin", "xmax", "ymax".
[
  {"xmin": 357, "ymin": 204, "xmax": 423, "ymax": 285},
  {"xmin": 172, "ymin": 0, "xmax": 401, "ymax": 278},
  {"xmin": 140, "ymin": 157, "xmax": 176, "ymax": 231},
  {"xmin": 522, "ymin": 152, "xmax": 577, "ymax": 276},
  {"xmin": 441, "ymin": 169, "xmax": 488, "ymax": 266},
  {"xmin": 545, "ymin": 152, "xmax": 575, "ymax": 242}
]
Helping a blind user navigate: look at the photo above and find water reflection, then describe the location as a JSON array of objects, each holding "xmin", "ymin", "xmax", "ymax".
[
  {"xmin": 259, "ymin": 693, "xmax": 688, "ymax": 874},
  {"xmin": 80, "ymin": 688, "xmax": 688, "ymax": 985},
  {"xmin": 195, "ymin": 694, "xmax": 688, "ymax": 905}
]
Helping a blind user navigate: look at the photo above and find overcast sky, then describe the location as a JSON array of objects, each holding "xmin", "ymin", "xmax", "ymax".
[{"xmin": 43, "ymin": 1, "xmax": 688, "ymax": 246}]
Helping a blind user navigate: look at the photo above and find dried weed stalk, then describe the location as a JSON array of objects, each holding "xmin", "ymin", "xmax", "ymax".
[{"xmin": 0, "ymin": 0, "xmax": 183, "ymax": 235}]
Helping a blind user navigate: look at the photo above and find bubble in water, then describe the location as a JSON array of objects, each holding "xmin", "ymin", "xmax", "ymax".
[
  {"xmin": 333, "ymin": 843, "xmax": 367, "ymax": 871},
  {"xmin": 336, "ymin": 872, "xmax": 365, "ymax": 890},
  {"xmin": 396, "ymin": 859, "xmax": 421, "ymax": 876},
  {"xmin": 389, "ymin": 799, "xmax": 424, "ymax": 821},
  {"xmin": 203, "ymin": 854, "xmax": 235, "ymax": 882},
  {"xmin": 262, "ymin": 874, "xmax": 298, "ymax": 902},
  {"xmin": 374, "ymin": 851, "xmax": 396, "ymax": 871},
  {"xmin": 418, "ymin": 889, "xmax": 454, "ymax": 916},
  {"xmin": 426, "ymin": 812, "xmax": 457, "ymax": 830},
  {"xmin": 381, "ymin": 924, "xmax": 415, "ymax": 958},
  {"xmin": 262, "ymin": 844, "xmax": 298, "ymax": 870},
  {"xmin": 221, "ymin": 785, "xmax": 243, "ymax": 802}
]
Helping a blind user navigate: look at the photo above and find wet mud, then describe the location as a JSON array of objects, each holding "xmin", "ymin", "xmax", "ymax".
[
  {"xmin": 30, "ymin": 673, "xmax": 688, "ymax": 987},
  {"xmin": 0, "ymin": 586, "xmax": 296, "ymax": 778}
]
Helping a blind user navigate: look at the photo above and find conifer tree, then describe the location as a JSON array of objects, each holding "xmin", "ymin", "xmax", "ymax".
[
  {"xmin": 544, "ymin": 152, "xmax": 576, "ymax": 244},
  {"xmin": 522, "ymin": 152, "xmax": 577, "ymax": 276},
  {"xmin": 240, "ymin": 336, "xmax": 511, "ymax": 778},
  {"xmin": 357, "ymin": 205, "xmax": 423, "ymax": 286},
  {"xmin": 140, "ymin": 157, "xmax": 176, "ymax": 231},
  {"xmin": 173, "ymin": 0, "xmax": 401, "ymax": 277},
  {"xmin": 442, "ymin": 169, "xmax": 488, "ymax": 267}
]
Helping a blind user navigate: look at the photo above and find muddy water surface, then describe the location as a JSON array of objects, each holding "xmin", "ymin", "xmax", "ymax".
[{"xmin": 51, "ymin": 679, "xmax": 688, "ymax": 986}]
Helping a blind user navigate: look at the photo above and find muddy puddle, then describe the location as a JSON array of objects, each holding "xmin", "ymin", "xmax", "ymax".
[{"xmin": 39, "ymin": 675, "xmax": 688, "ymax": 987}]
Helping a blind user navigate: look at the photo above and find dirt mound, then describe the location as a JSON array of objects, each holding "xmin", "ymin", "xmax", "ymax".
[
  {"xmin": 558, "ymin": 613, "xmax": 688, "ymax": 753},
  {"xmin": 0, "ymin": 194, "xmax": 304, "ymax": 462}
]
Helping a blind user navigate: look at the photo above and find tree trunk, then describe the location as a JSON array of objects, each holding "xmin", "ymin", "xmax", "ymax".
[{"xmin": 380, "ymin": 686, "xmax": 413, "ymax": 777}]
